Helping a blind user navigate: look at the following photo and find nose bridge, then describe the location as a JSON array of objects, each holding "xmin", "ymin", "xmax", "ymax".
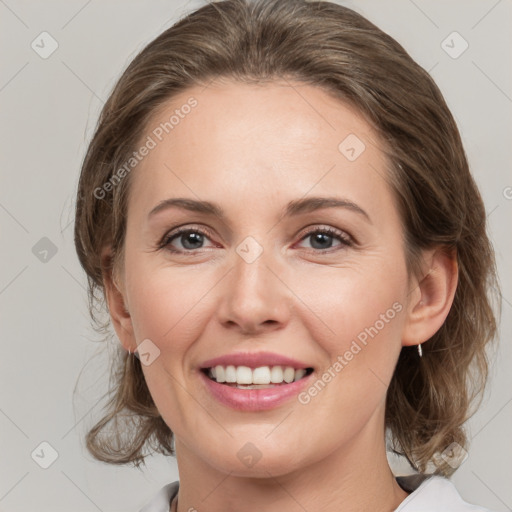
[{"xmin": 217, "ymin": 236, "xmax": 289, "ymax": 331}]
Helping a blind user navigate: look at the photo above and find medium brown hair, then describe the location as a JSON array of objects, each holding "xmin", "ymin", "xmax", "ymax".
[{"xmin": 74, "ymin": 0, "xmax": 500, "ymax": 475}]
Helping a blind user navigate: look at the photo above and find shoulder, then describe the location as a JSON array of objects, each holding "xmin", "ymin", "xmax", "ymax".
[
  {"xmin": 395, "ymin": 474, "xmax": 498, "ymax": 512},
  {"xmin": 139, "ymin": 481, "xmax": 179, "ymax": 512}
]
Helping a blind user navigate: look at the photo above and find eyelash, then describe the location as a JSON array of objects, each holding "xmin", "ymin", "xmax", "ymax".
[{"xmin": 157, "ymin": 225, "xmax": 353, "ymax": 254}]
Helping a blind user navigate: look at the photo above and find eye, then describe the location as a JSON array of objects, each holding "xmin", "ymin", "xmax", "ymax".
[
  {"xmin": 295, "ymin": 226, "xmax": 353, "ymax": 252},
  {"xmin": 158, "ymin": 225, "xmax": 353, "ymax": 255},
  {"xmin": 158, "ymin": 226, "xmax": 216, "ymax": 253}
]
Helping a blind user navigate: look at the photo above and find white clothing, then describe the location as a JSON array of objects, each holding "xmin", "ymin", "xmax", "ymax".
[{"xmin": 139, "ymin": 474, "xmax": 497, "ymax": 512}]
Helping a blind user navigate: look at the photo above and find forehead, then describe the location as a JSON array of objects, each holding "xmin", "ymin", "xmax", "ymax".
[
  {"xmin": 127, "ymin": 80, "xmax": 392, "ymax": 223},
  {"xmin": 144, "ymin": 79, "xmax": 379, "ymax": 159}
]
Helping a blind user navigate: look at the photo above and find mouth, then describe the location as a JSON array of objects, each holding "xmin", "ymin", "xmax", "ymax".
[
  {"xmin": 198, "ymin": 352, "xmax": 316, "ymax": 410},
  {"xmin": 200, "ymin": 365, "xmax": 315, "ymax": 389}
]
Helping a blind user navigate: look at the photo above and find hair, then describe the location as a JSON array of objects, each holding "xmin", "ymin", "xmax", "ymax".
[{"xmin": 73, "ymin": 0, "xmax": 500, "ymax": 476}]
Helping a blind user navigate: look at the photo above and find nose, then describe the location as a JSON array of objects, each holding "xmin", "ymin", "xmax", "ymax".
[{"xmin": 216, "ymin": 246, "xmax": 292, "ymax": 335}]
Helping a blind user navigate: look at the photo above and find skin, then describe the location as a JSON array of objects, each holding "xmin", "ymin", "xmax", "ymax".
[{"xmin": 103, "ymin": 80, "xmax": 458, "ymax": 512}]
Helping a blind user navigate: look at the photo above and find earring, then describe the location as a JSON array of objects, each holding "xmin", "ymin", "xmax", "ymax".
[{"xmin": 417, "ymin": 343, "xmax": 423, "ymax": 357}]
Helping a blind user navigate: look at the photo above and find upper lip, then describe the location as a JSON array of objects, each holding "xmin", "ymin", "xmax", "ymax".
[{"xmin": 200, "ymin": 351, "xmax": 312, "ymax": 370}]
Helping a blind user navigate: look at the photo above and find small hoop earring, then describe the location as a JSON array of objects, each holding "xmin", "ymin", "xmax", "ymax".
[{"xmin": 417, "ymin": 343, "xmax": 423, "ymax": 357}]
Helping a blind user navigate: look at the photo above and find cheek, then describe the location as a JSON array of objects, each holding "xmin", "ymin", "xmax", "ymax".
[
  {"xmin": 124, "ymin": 261, "xmax": 221, "ymax": 428},
  {"xmin": 295, "ymin": 256, "xmax": 406, "ymax": 340},
  {"xmin": 126, "ymin": 265, "xmax": 215, "ymax": 349},
  {"xmin": 286, "ymin": 271, "xmax": 406, "ymax": 450},
  {"xmin": 291, "ymin": 256, "xmax": 408, "ymax": 398}
]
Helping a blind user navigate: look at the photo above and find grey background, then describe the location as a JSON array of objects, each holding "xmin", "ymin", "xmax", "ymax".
[{"xmin": 0, "ymin": 0, "xmax": 511, "ymax": 511}]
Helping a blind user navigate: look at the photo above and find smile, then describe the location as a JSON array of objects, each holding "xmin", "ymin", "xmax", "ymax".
[
  {"xmin": 199, "ymin": 365, "xmax": 315, "ymax": 411},
  {"xmin": 203, "ymin": 365, "xmax": 314, "ymax": 388}
]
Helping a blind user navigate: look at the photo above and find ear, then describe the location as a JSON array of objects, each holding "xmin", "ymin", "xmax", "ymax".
[
  {"xmin": 401, "ymin": 247, "xmax": 458, "ymax": 348},
  {"xmin": 100, "ymin": 246, "xmax": 137, "ymax": 353}
]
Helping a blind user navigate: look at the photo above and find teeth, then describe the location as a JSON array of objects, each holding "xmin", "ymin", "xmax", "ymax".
[
  {"xmin": 225, "ymin": 365, "xmax": 237, "ymax": 383},
  {"xmin": 270, "ymin": 366, "xmax": 283, "ymax": 383},
  {"xmin": 214, "ymin": 365, "xmax": 224, "ymax": 382},
  {"xmin": 283, "ymin": 367, "xmax": 295, "ymax": 383},
  {"xmin": 207, "ymin": 365, "xmax": 310, "ymax": 385},
  {"xmin": 253, "ymin": 366, "xmax": 271, "ymax": 384},
  {"xmin": 294, "ymin": 368, "xmax": 307, "ymax": 381},
  {"xmin": 236, "ymin": 366, "xmax": 253, "ymax": 384}
]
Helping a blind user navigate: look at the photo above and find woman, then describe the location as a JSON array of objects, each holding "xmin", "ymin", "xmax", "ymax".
[{"xmin": 73, "ymin": 0, "xmax": 501, "ymax": 511}]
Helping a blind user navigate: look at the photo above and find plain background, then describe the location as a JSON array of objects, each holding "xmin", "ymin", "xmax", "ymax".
[{"xmin": 0, "ymin": 0, "xmax": 511, "ymax": 511}]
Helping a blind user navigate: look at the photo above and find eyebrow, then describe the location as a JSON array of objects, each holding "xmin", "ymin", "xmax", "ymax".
[{"xmin": 148, "ymin": 196, "xmax": 371, "ymax": 223}]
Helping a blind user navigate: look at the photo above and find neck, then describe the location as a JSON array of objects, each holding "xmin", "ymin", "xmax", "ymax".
[{"xmin": 173, "ymin": 406, "xmax": 410, "ymax": 512}]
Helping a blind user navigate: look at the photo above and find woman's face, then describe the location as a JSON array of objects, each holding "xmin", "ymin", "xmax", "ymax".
[{"xmin": 115, "ymin": 80, "xmax": 417, "ymax": 476}]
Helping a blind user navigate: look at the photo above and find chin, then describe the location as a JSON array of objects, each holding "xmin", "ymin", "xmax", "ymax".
[{"xmin": 216, "ymin": 455, "xmax": 304, "ymax": 479}]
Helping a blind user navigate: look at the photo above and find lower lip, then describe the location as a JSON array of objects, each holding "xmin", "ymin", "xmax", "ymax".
[{"xmin": 199, "ymin": 370, "xmax": 313, "ymax": 411}]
